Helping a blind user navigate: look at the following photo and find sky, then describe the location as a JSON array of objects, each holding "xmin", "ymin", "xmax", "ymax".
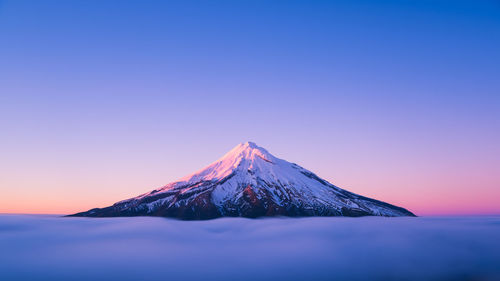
[{"xmin": 0, "ymin": 0, "xmax": 499, "ymax": 216}]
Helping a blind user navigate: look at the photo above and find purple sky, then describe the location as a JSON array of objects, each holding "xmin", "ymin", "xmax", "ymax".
[{"xmin": 0, "ymin": 0, "xmax": 499, "ymax": 215}]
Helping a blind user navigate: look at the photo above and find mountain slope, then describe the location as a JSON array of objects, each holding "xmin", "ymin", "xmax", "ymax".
[{"xmin": 71, "ymin": 142, "xmax": 415, "ymax": 219}]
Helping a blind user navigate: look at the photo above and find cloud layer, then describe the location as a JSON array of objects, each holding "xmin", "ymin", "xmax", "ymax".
[{"xmin": 1, "ymin": 215, "xmax": 499, "ymax": 280}]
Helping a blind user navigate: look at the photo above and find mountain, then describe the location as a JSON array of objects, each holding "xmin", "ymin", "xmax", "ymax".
[{"xmin": 71, "ymin": 142, "xmax": 415, "ymax": 219}]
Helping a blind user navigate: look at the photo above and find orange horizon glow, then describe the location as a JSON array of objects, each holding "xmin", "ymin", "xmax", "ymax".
[
  {"xmin": 2, "ymin": 148, "xmax": 499, "ymax": 217},
  {"xmin": 2, "ymin": 187, "xmax": 500, "ymax": 216}
]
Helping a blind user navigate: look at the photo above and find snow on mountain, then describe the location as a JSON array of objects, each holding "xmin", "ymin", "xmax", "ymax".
[{"xmin": 71, "ymin": 142, "xmax": 415, "ymax": 219}]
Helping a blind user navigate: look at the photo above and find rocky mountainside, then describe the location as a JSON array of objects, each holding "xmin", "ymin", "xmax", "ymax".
[{"xmin": 71, "ymin": 142, "xmax": 415, "ymax": 219}]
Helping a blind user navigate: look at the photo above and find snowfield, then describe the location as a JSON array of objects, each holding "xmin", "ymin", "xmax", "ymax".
[{"xmin": 0, "ymin": 215, "xmax": 499, "ymax": 281}]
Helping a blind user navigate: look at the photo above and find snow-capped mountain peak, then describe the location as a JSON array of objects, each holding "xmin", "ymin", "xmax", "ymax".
[
  {"xmin": 177, "ymin": 141, "xmax": 276, "ymax": 184},
  {"xmin": 71, "ymin": 142, "xmax": 415, "ymax": 219}
]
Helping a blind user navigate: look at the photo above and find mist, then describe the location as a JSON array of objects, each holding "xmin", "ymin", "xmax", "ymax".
[{"xmin": 1, "ymin": 215, "xmax": 499, "ymax": 281}]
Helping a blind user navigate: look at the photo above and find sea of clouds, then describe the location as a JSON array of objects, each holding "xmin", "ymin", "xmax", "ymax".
[{"xmin": 0, "ymin": 215, "xmax": 499, "ymax": 281}]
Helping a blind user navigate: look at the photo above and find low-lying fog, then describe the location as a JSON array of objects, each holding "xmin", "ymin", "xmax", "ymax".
[{"xmin": 1, "ymin": 215, "xmax": 499, "ymax": 281}]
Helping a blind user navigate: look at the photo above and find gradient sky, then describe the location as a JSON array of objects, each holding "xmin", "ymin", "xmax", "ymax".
[{"xmin": 1, "ymin": 0, "xmax": 499, "ymax": 215}]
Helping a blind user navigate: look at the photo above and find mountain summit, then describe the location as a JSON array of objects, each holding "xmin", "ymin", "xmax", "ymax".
[{"xmin": 71, "ymin": 142, "xmax": 415, "ymax": 219}]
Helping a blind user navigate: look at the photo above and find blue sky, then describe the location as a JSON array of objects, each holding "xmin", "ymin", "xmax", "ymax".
[{"xmin": 0, "ymin": 0, "xmax": 499, "ymax": 214}]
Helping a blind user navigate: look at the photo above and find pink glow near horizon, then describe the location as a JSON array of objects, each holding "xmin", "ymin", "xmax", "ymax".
[{"xmin": 1, "ymin": 140, "xmax": 499, "ymax": 216}]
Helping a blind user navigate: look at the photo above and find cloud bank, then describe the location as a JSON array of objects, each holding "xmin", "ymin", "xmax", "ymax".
[{"xmin": 0, "ymin": 215, "xmax": 499, "ymax": 281}]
